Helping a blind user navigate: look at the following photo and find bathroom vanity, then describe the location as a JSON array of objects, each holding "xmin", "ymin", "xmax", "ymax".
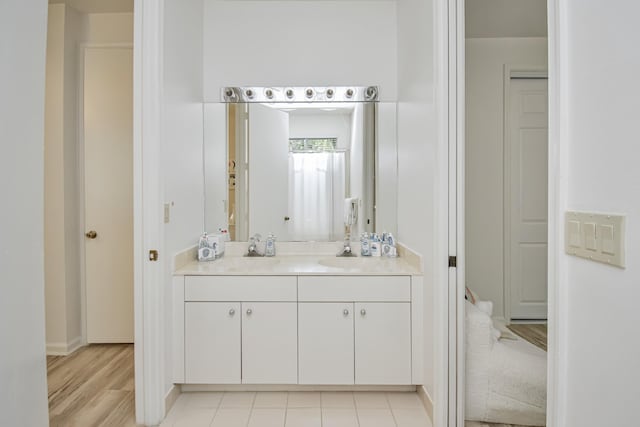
[{"xmin": 172, "ymin": 244, "xmax": 423, "ymax": 389}]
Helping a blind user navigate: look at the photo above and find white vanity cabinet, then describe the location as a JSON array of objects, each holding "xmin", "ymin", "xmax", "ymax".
[
  {"xmin": 181, "ymin": 276, "xmax": 298, "ymax": 384},
  {"xmin": 298, "ymin": 302, "xmax": 355, "ymax": 384},
  {"xmin": 174, "ymin": 271, "xmax": 419, "ymax": 386},
  {"xmin": 298, "ymin": 276, "xmax": 412, "ymax": 385},
  {"xmin": 354, "ymin": 302, "xmax": 411, "ymax": 384},
  {"xmin": 241, "ymin": 302, "xmax": 297, "ymax": 384},
  {"xmin": 185, "ymin": 302, "xmax": 241, "ymax": 383}
]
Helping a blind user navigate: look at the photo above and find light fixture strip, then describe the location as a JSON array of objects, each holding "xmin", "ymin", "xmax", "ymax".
[{"xmin": 220, "ymin": 86, "xmax": 379, "ymax": 103}]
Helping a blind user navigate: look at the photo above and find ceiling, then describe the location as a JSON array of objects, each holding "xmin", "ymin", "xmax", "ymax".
[
  {"xmin": 466, "ymin": 0, "xmax": 547, "ymax": 38},
  {"xmin": 49, "ymin": 0, "xmax": 133, "ymax": 14}
]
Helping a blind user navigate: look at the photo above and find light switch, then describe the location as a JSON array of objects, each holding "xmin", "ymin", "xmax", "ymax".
[
  {"xmin": 565, "ymin": 211, "xmax": 625, "ymax": 268},
  {"xmin": 164, "ymin": 203, "xmax": 170, "ymax": 223},
  {"xmin": 584, "ymin": 222, "xmax": 597, "ymax": 251},
  {"xmin": 601, "ymin": 224, "xmax": 615, "ymax": 255},
  {"xmin": 568, "ymin": 220, "xmax": 581, "ymax": 247}
]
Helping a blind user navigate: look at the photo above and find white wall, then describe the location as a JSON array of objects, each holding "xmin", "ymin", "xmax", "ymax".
[
  {"xmin": 44, "ymin": 3, "xmax": 84, "ymax": 355},
  {"xmin": 202, "ymin": 0, "xmax": 398, "ymax": 102},
  {"xmin": 557, "ymin": 2, "xmax": 640, "ymax": 425},
  {"xmin": 465, "ymin": 37, "xmax": 547, "ymax": 318},
  {"xmin": 0, "ymin": 0, "xmax": 50, "ymax": 425},
  {"xmin": 162, "ymin": 0, "xmax": 205, "ymax": 396},
  {"xmin": 84, "ymin": 12, "xmax": 134, "ymax": 43},
  {"xmin": 396, "ymin": 0, "xmax": 436, "ymax": 396}
]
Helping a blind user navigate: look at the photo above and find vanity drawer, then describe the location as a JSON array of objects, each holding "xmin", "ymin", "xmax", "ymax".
[
  {"xmin": 298, "ymin": 276, "xmax": 411, "ymax": 302},
  {"xmin": 185, "ymin": 276, "xmax": 297, "ymax": 301}
]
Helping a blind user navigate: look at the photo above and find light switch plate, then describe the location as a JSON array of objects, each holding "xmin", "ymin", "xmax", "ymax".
[{"xmin": 565, "ymin": 211, "xmax": 625, "ymax": 268}]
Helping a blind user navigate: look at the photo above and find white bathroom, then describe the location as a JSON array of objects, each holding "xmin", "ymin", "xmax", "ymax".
[{"xmin": 6, "ymin": 0, "xmax": 640, "ymax": 427}]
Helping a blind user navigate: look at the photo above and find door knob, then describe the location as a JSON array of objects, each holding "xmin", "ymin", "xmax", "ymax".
[
  {"xmin": 246, "ymin": 309, "xmax": 252, "ymax": 315},
  {"xmin": 229, "ymin": 308, "xmax": 235, "ymax": 316},
  {"xmin": 284, "ymin": 216, "xmax": 290, "ymax": 221},
  {"xmin": 360, "ymin": 309, "xmax": 367, "ymax": 316},
  {"xmin": 85, "ymin": 230, "xmax": 97, "ymax": 239},
  {"xmin": 343, "ymin": 309, "xmax": 349, "ymax": 316}
]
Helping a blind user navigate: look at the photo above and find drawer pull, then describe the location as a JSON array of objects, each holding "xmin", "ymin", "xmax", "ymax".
[
  {"xmin": 246, "ymin": 308, "xmax": 253, "ymax": 316},
  {"xmin": 343, "ymin": 309, "xmax": 349, "ymax": 316},
  {"xmin": 360, "ymin": 309, "xmax": 367, "ymax": 316},
  {"xmin": 229, "ymin": 308, "xmax": 235, "ymax": 316}
]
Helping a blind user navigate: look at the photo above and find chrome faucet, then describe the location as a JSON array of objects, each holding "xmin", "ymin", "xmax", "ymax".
[
  {"xmin": 246, "ymin": 233, "xmax": 264, "ymax": 257},
  {"xmin": 336, "ymin": 227, "xmax": 356, "ymax": 257}
]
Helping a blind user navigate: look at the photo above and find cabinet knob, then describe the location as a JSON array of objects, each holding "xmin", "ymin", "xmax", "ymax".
[
  {"xmin": 229, "ymin": 308, "xmax": 235, "ymax": 316},
  {"xmin": 343, "ymin": 309, "xmax": 349, "ymax": 316},
  {"xmin": 360, "ymin": 309, "xmax": 367, "ymax": 316},
  {"xmin": 246, "ymin": 309, "xmax": 252, "ymax": 315}
]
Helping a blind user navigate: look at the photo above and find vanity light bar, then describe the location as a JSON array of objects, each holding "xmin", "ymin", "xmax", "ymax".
[{"xmin": 220, "ymin": 86, "xmax": 379, "ymax": 103}]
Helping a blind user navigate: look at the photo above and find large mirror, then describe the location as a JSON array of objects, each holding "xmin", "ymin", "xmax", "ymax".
[{"xmin": 203, "ymin": 96, "xmax": 397, "ymax": 242}]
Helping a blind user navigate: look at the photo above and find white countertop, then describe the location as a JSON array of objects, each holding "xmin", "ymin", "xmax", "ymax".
[{"xmin": 174, "ymin": 255, "xmax": 421, "ymax": 276}]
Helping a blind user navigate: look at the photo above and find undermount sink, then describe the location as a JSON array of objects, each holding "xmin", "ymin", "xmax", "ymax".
[
  {"xmin": 221, "ymin": 257, "xmax": 280, "ymax": 269},
  {"xmin": 318, "ymin": 257, "xmax": 369, "ymax": 268}
]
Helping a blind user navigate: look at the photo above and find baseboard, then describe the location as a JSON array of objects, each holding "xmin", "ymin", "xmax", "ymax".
[
  {"xmin": 181, "ymin": 384, "xmax": 417, "ymax": 392},
  {"xmin": 417, "ymin": 385, "xmax": 434, "ymax": 424},
  {"xmin": 165, "ymin": 385, "xmax": 181, "ymax": 416},
  {"xmin": 46, "ymin": 336, "xmax": 84, "ymax": 356}
]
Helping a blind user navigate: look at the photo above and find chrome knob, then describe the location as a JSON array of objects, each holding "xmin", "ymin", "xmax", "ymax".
[
  {"xmin": 326, "ymin": 88, "xmax": 334, "ymax": 98},
  {"xmin": 360, "ymin": 309, "xmax": 367, "ymax": 316},
  {"xmin": 229, "ymin": 308, "xmax": 235, "ymax": 316},
  {"xmin": 346, "ymin": 88, "xmax": 354, "ymax": 98},
  {"xmin": 85, "ymin": 230, "xmax": 97, "ymax": 239},
  {"xmin": 343, "ymin": 309, "xmax": 349, "ymax": 316},
  {"xmin": 286, "ymin": 88, "xmax": 294, "ymax": 99},
  {"xmin": 246, "ymin": 309, "xmax": 253, "ymax": 315}
]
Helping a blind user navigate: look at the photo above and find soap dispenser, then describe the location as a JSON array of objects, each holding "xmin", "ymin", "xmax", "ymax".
[{"xmin": 265, "ymin": 233, "xmax": 276, "ymax": 257}]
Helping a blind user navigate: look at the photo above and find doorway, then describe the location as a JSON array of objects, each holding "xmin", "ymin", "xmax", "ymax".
[
  {"xmin": 463, "ymin": 1, "xmax": 549, "ymax": 426},
  {"xmin": 42, "ymin": 3, "xmax": 136, "ymax": 425}
]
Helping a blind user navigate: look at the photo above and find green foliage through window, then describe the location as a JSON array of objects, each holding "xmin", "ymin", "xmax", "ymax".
[{"xmin": 289, "ymin": 138, "xmax": 337, "ymax": 152}]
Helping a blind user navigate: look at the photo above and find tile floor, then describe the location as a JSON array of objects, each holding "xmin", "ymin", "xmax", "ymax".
[{"xmin": 161, "ymin": 391, "xmax": 432, "ymax": 427}]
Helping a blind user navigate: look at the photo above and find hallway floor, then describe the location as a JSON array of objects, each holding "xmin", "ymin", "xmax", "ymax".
[
  {"xmin": 47, "ymin": 344, "xmax": 138, "ymax": 427},
  {"xmin": 162, "ymin": 391, "xmax": 432, "ymax": 427}
]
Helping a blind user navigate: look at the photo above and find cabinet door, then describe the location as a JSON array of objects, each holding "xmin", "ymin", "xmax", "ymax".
[
  {"xmin": 242, "ymin": 302, "xmax": 297, "ymax": 384},
  {"xmin": 355, "ymin": 302, "xmax": 411, "ymax": 384},
  {"xmin": 185, "ymin": 302, "xmax": 241, "ymax": 384},
  {"xmin": 298, "ymin": 303, "xmax": 354, "ymax": 384}
]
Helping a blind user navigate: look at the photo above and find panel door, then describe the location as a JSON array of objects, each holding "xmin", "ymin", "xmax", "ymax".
[
  {"xmin": 355, "ymin": 302, "xmax": 411, "ymax": 384},
  {"xmin": 84, "ymin": 47, "xmax": 133, "ymax": 343},
  {"xmin": 185, "ymin": 302, "xmax": 241, "ymax": 384},
  {"xmin": 241, "ymin": 302, "xmax": 297, "ymax": 384},
  {"xmin": 248, "ymin": 104, "xmax": 290, "ymax": 239},
  {"xmin": 508, "ymin": 78, "xmax": 548, "ymax": 320},
  {"xmin": 298, "ymin": 303, "xmax": 354, "ymax": 384}
]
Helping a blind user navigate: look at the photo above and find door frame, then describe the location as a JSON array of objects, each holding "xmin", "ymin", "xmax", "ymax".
[
  {"xmin": 133, "ymin": 0, "xmax": 166, "ymax": 424},
  {"xmin": 78, "ymin": 42, "xmax": 134, "ymax": 347},
  {"xmin": 502, "ymin": 66, "xmax": 548, "ymax": 323}
]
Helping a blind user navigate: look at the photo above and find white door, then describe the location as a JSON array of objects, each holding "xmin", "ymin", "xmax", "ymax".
[
  {"xmin": 241, "ymin": 302, "xmax": 297, "ymax": 384},
  {"xmin": 355, "ymin": 303, "xmax": 411, "ymax": 384},
  {"xmin": 507, "ymin": 78, "xmax": 549, "ymax": 320},
  {"xmin": 185, "ymin": 302, "xmax": 241, "ymax": 384},
  {"xmin": 248, "ymin": 104, "xmax": 290, "ymax": 239},
  {"xmin": 84, "ymin": 47, "xmax": 134, "ymax": 342},
  {"xmin": 298, "ymin": 303, "xmax": 354, "ymax": 384}
]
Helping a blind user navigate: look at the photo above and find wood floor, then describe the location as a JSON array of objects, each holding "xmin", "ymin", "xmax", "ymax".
[
  {"xmin": 47, "ymin": 344, "xmax": 139, "ymax": 427},
  {"xmin": 507, "ymin": 323, "xmax": 548, "ymax": 351}
]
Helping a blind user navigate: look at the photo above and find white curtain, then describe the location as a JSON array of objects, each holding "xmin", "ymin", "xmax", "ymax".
[{"xmin": 288, "ymin": 152, "xmax": 346, "ymax": 241}]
